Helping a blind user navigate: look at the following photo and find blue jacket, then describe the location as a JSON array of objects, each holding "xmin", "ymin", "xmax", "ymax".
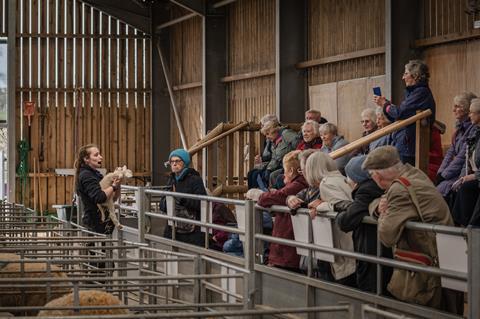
[
  {"xmin": 383, "ymin": 81, "xmax": 435, "ymax": 157},
  {"xmin": 436, "ymin": 118, "xmax": 472, "ymax": 196}
]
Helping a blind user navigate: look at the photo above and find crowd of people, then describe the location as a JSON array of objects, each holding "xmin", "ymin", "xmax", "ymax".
[{"xmin": 75, "ymin": 59, "xmax": 479, "ymax": 314}]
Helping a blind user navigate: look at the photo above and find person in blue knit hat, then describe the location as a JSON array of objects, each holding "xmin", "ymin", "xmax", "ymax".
[
  {"xmin": 159, "ymin": 148, "xmax": 207, "ymax": 246},
  {"xmin": 334, "ymin": 155, "xmax": 392, "ymax": 293}
]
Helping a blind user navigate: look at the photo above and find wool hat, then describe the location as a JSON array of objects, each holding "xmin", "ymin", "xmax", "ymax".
[
  {"xmin": 345, "ymin": 155, "xmax": 370, "ymax": 183},
  {"xmin": 362, "ymin": 146, "xmax": 401, "ymax": 170},
  {"xmin": 169, "ymin": 148, "xmax": 191, "ymax": 167}
]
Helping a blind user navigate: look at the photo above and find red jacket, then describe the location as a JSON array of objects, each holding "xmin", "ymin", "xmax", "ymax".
[
  {"xmin": 428, "ymin": 126, "xmax": 444, "ymax": 181},
  {"xmin": 258, "ymin": 175, "xmax": 308, "ymax": 268}
]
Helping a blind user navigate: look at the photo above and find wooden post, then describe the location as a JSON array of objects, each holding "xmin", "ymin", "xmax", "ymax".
[{"xmin": 415, "ymin": 112, "xmax": 430, "ymax": 174}]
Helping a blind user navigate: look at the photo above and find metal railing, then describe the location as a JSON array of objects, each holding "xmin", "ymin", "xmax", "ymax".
[{"xmin": 114, "ymin": 186, "xmax": 479, "ymax": 319}]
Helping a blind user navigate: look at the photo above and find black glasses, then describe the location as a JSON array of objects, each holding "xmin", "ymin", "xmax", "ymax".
[{"xmin": 169, "ymin": 159, "xmax": 183, "ymax": 164}]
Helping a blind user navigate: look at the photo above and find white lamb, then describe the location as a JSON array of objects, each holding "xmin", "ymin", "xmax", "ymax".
[{"xmin": 98, "ymin": 165, "xmax": 133, "ymax": 230}]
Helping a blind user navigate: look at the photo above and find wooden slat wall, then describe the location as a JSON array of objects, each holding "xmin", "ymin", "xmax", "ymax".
[
  {"xmin": 421, "ymin": 0, "xmax": 477, "ymax": 38},
  {"xmin": 307, "ymin": 0, "xmax": 385, "ymax": 86},
  {"xmin": 13, "ymin": 0, "xmax": 151, "ymax": 211},
  {"xmin": 420, "ymin": 0, "xmax": 480, "ymax": 146},
  {"xmin": 169, "ymin": 10, "xmax": 202, "ymax": 152},
  {"xmin": 227, "ymin": 0, "xmax": 276, "ymax": 124}
]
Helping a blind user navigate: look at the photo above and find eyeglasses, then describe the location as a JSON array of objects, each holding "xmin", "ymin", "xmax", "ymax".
[
  {"xmin": 169, "ymin": 159, "xmax": 183, "ymax": 165},
  {"xmin": 360, "ymin": 120, "xmax": 371, "ymax": 124}
]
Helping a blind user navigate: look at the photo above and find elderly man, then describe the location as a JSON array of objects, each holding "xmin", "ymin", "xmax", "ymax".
[
  {"xmin": 362, "ymin": 146, "xmax": 453, "ymax": 309},
  {"xmin": 305, "ymin": 109, "xmax": 328, "ymax": 124}
]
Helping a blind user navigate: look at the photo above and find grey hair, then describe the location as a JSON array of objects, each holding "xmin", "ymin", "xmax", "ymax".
[
  {"xmin": 260, "ymin": 114, "xmax": 279, "ymax": 127},
  {"xmin": 369, "ymin": 161, "xmax": 404, "ymax": 180},
  {"xmin": 301, "ymin": 120, "xmax": 320, "ymax": 136},
  {"xmin": 454, "ymin": 92, "xmax": 478, "ymax": 113},
  {"xmin": 361, "ymin": 108, "xmax": 377, "ymax": 123},
  {"xmin": 304, "ymin": 151, "xmax": 337, "ymax": 186},
  {"xmin": 305, "ymin": 109, "xmax": 321, "ymax": 118},
  {"xmin": 260, "ymin": 120, "xmax": 281, "ymax": 135},
  {"xmin": 405, "ymin": 60, "xmax": 430, "ymax": 83},
  {"xmin": 471, "ymin": 98, "xmax": 480, "ymax": 114},
  {"xmin": 298, "ymin": 149, "xmax": 318, "ymax": 172},
  {"xmin": 319, "ymin": 122, "xmax": 338, "ymax": 136}
]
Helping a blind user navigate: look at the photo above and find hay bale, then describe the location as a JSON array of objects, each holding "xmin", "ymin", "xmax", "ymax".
[
  {"xmin": 38, "ymin": 290, "xmax": 130, "ymax": 317},
  {"xmin": 0, "ymin": 262, "xmax": 70, "ymax": 315}
]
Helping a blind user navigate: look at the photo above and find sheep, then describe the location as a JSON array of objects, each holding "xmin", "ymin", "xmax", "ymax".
[
  {"xmin": 0, "ymin": 262, "xmax": 70, "ymax": 315},
  {"xmin": 98, "ymin": 165, "xmax": 133, "ymax": 230},
  {"xmin": 37, "ymin": 290, "xmax": 130, "ymax": 317}
]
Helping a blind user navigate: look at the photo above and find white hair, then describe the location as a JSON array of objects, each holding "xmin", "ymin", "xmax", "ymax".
[
  {"xmin": 471, "ymin": 98, "xmax": 480, "ymax": 114},
  {"xmin": 361, "ymin": 108, "xmax": 377, "ymax": 123},
  {"xmin": 304, "ymin": 151, "xmax": 337, "ymax": 186},
  {"xmin": 301, "ymin": 120, "xmax": 320, "ymax": 136}
]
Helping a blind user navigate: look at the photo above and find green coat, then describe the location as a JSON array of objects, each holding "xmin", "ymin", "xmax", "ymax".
[{"xmin": 266, "ymin": 127, "xmax": 299, "ymax": 172}]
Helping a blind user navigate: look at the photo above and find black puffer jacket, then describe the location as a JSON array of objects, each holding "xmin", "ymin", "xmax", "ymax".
[
  {"xmin": 335, "ymin": 179, "xmax": 392, "ymax": 292},
  {"xmin": 159, "ymin": 168, "xmax": 207, "ymax": 219},
  {"xmin": 77, "ymin": 165, "xmax": 107, "ymax": 229}
]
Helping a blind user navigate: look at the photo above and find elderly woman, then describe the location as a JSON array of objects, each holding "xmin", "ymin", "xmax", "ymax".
[
  {"xmin": 247, "ymin": 119, "xmax": 298, "ymax": 190},
  {"xmin": 246, "ymin": 151, "xmax": 308, "ymax": 271},
  {"xmin": 319, "ymin": 123, "xmax": 351, "ymax": 175},
  {"xmin": 159, "ymin": 149, "xmax": 207, "ymax": 247},
  {"xmin": 436, "ymin": 92, "xmax": 478, "ymax": 202},
  {"xmin": 297, "ymin": 120, "xmax": 323, "ymax": 150},
  {"xmin": 451, "ymin": 98, "xmax": 480, "ymax": 226},
  {"xmin": 355, "ymin": 108, "xmax": 378, "ymax": 155},
  {"xmin": 369, "ymin": 107, "xmax": 392, "ymax": 152},
  {"xmin": 374, "ymin": 60, "xmax": 435, "ymax": 165},
  {"xmin": 304, "ymin": 152, "xmax": 356, "ymax": 286}
]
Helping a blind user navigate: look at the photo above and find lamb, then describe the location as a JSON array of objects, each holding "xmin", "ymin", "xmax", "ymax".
[
  {"xmin": 0, "ymin": 262, "xmax": 70, "ymax": 315},
  {"xmin": 98, "ymin": 165, "xmax": 133, "ymax": 230},
  {"xmin": 37, "ymin": 290, "xmax": 130, "ymax": 317}
]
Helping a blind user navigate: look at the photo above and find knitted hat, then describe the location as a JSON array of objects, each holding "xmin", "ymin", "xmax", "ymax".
[
  {"xmin": 169, "ymin": 148, "xmax": 191, "ymax": 167},
  {"xmin": 345, "ymin": 155, "xmax": 371, "ymax": 184},
  {"xmin": 362, "ymin": 146, "xmax": 401, "ymax": 170}
]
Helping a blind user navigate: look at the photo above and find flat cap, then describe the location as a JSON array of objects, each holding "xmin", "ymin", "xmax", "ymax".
[{"xmin": 362, "ymin": 146, "xmax": 401, "ymax": 170}]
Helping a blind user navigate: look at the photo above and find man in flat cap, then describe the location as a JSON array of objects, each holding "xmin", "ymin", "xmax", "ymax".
[{"xmin": 363, "ymin": 146, "xmax": 453, "ymax": 309}]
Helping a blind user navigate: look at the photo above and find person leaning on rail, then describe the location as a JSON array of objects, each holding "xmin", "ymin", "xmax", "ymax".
[{"xmin": 363, "ymin": 146, "xmax": 458, "ymax": 311}]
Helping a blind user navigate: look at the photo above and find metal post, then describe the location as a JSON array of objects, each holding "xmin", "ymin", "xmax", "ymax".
[
  {"xmin": 468, "ymin": 227, "xmax": 480, "ymax": 319},
  {"xmin": 156, "ymin": 40, "xmax": 188, "ymax": 150},
  {"xmin": 7, "ymin": 0, "xmax": 17, "ymax": 202},
  {"xmin": 243, "ymin": 199, "xmax": 255, "ymax": 310},
  {"xmin": 136, "ymin": 187, "xmax": 146, "ymax": 243},
  {"xmin": 306, "ymin": 215, "xmax": 315, "ymax": 319}
]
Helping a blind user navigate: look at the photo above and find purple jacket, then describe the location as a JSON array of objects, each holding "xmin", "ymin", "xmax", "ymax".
[
  {"xmin": 436, "ymin": 118, "xmax": 472, "ymax": 196},
  {"xmin": 383, "ymin": 81, "xmax": 435, "ymax": 157}
]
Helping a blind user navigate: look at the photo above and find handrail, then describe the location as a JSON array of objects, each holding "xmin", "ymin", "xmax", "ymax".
[
  {"xmin": 190, "ymin": 122, "xmax": 225, "ymax": 150},
  {"xmin": 188, "ymin": 121, "xmax": 249, "ymax": 155},
  {"xmin": 330, "ymin": 109, "xmax": 432, "ymax": 159}
]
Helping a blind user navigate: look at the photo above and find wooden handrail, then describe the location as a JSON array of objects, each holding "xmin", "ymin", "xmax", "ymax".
[
  {"xmin": 330, "ymin": 109, "xmax": 432, "ymax": 159},
  {"xmin": 190, "ymin": 123, "xmax": 225, "ymax": 149},
  {"xmin": 188, "ymin": 121, "xmax": 249, "ymax": 155}
]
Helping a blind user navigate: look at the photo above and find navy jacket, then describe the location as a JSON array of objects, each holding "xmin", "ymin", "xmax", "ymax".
[
  {"xmin": 77, "ymin": 165, "xmax": 107, "ymax": 228},
  {"xmin": 383, "ymin": 82, "xmax": 435, "ymax": 157},
  {"xmin": 159, "ymin": 168, "xmax": 207, "ymax": 219}
]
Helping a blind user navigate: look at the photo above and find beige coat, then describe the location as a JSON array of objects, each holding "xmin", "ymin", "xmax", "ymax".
[
  {"xmin": 375, "ymin": 164, "xmax": 453, "ymax": 307},
  {"xmin": 316, "ymin": 172, "xmax": 356, "ymax": 280}
]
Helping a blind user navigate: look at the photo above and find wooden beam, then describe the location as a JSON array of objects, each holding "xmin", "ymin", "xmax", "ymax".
[
  {"xmin": 172, "ymin": 81, "xmax": 202, "ymax": 91},
  {"xmin": 220, "ymin": 69, "xmax": 275, "ymax": 83},
  {"xmin": 296, "ymin": 47, "xmax": 385, "ymax": 69},
  {"xmin": 330, "ymin": 109, "xmax": 432, "ymax": 160},
  {"xmin": 414, "ymin": 29, "xmax": 480, "ymax": 48},
  {"xmin": 17, "ymin": 33, "xmax": 149, "ymax": 39}
]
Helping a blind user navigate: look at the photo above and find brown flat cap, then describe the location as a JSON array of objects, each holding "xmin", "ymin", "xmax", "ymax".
[{"xmin": 362, "ymin": 146, "xmax": 401, "ymax": 170}]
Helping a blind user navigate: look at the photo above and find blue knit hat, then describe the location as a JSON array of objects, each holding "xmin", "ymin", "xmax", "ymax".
[
  {"xmin": 345, "ymin": 155, "xmax": 371, "ymax": 184},
  {"xmin": 169, "ymin": 148, "xmax": 191, "ymax": 167}
]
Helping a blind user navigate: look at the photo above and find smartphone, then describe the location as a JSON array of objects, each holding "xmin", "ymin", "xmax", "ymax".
[{"xmin": 373, "ymin": 86, "xmax": 382, "ymax": 96}]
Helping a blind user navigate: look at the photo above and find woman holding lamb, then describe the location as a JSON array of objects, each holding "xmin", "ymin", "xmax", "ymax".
[{"xmin": 75, "ymin": 144, "xmax": 121, "ymax": 235}]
